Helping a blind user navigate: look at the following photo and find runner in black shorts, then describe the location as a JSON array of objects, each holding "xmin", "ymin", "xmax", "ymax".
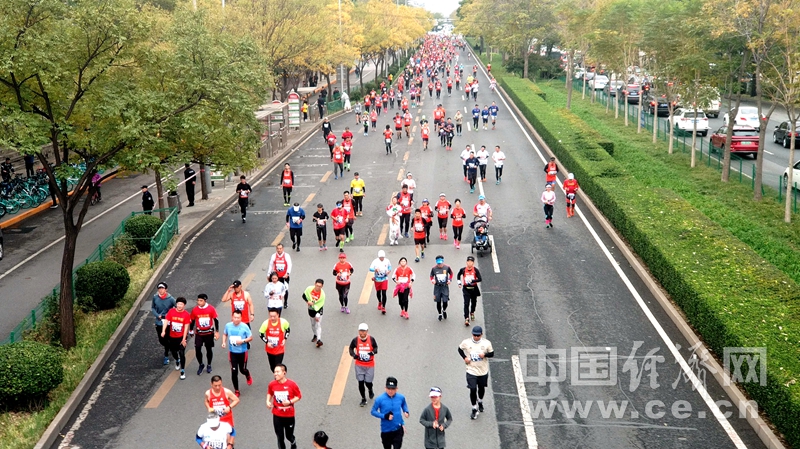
[
  {"xmin": 313, "ymin": 203, "xmax": 329, "ymax": 250},
  {"xmin": 430, "ymin": 256, "xmax": 453, "ymax": 321}
]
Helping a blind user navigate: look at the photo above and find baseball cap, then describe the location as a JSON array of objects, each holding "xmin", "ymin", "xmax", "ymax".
[
  {"xmin": 429, "ymin": 387, "xmax": 442, "ymax": 397},
  {"xmin": 358, "ymin": 323, "xmax": 369, "ymax": 331},
  {"xmin": 478, "ymin": 195, "xmax": 485, "ymax": 200},
  {"xmin": 157, "ymin": 282, "xmax": 167, "ymax": 289},
  {"xmin": 422, "ymin": 198, "xmax": 429, "ymax": 203},
  {"xmin": 141, "ymin": 185, "xmax": 149, "ymax": 189},
  {"xmin": 406, "ymin": 172, "xmax": 412, "ymax": 177},
  {"xmin": 206, "ymin": 412, "xmax": 220, "ymax": 427},
  {"xmin": 378, "ymin": 250, "xmax": 386, "ymax": 258},
  {"xmin": 472, "ymin": 325, "xmax": 483, "ymax": 336},
  {"xmin": 545, "ymin": 184, "xmax": 553, "ymax": 189},
  {"xmin": 232, "ymin": 280, "xmax": 242, "ymax": 287},
  {"xmin": 467, "ymin": 256, "xmax": 475, "ymax": 262},
  {"xmin": 339, "ymin": 253, "xmax": 347, "ymax": 258},
  {"xmin": 386, "ymin": 377, "xmax": 398, "ymax": 388},
  {"xmin": 435, "ymin": 255, "xmax": 444, "ymax": 263},
  {"xmin": 439, "ymin": 193, "xmax": 446, "ymax": 197}
]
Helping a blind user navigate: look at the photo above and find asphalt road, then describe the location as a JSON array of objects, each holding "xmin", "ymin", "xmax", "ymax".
[{"xmin": 51, "ymin": 48, "xmax": 768, "ymax": 449}]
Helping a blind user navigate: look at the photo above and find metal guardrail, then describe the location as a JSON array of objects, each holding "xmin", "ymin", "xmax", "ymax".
[{"xmin": 2, "ymin": 207, "xmax": 179, "ymax": 344}]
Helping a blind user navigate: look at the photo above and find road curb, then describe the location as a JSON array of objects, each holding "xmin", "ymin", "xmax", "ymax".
[
  {"xmin": 33, "ymin": 112, "xmax": 348, "ymax": 449},
  {"xmin": 0, "ymin": 171, "xmax": 119, "ymax": 230},
  {"xmin": 490, "ymin": 68, "xmax": 785, "ymax": 448}
]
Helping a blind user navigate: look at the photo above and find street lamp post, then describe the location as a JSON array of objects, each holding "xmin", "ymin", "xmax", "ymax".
[{"xmin": 338, "ymin": 0, "xmax": 346, "ymax": 95}]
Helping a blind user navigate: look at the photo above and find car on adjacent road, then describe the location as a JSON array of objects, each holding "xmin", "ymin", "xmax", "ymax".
[
  {"xmin": 670, "ymin": 109, "xmax": 709, "ymax": 136},
  {"xmin": 589, "ymin": 75, "xmax": 609, "ymax": 90},
  {"xmin": 621, "ymin": 84, "xmax": 640, "ymax": 104},
  {"xmin": 709, "ymin": 126, "xmax": 760, "ymax": 158},
  {"xmin": 772, "ymin": 121, "xmax": 800, "ymax": 148},
  {"xmin": 705, "ymin": 97, "xmax": 721, "ymax": 118},
  {"xmin": 643, "ymin": 92, "xmax": 673, "ymax": 117},
  {"xmin": 604, "ymin": 80, "xmax": 625, "ymax": 97},
  {"xmin": 722, "ymin": 106, "xmax": 764, "ymax": 131},
  {"xmin": 784, "ymin": 160, "xmax": 800, "ymax": 191}
]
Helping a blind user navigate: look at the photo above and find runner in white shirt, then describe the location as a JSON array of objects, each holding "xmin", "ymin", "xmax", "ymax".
[
  {"xmin": 491, "ymin": 145, "xmax": 506, "ymax": 185},
  {"xmin": 473, "ymin": 195, "xmax": 492, "ymax": 222},
  {"xmin": 460, "ymin": 145, "xmax": 472, "ymax": 182},
  {"xmin": 264, "ymin": 272, "xmax": 288, "ymax": 313},
  {"xmin": 475, "ymin": 145, "xmax": 489, "ymax": 182},
  {"xmin": 195, "ymin": 413, "xmax": 235, "ymax": 449},
  {"xmin": 401, "ymin": 172, "xmax": 417, "ymax": 200},
  {"xmin": 386, "ymin": 196, "xmax": 402, "ymax": 246}
]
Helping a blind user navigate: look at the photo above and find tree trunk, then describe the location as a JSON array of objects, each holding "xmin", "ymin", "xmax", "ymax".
[
  {"xmin": 155, "ymin": 168, "xmax": 166, "ymax": 221},
  {"xmin": 346, "ymin": 66, "xmax": 351, "ymax": 94},
  {"xmin": 565, "ymin": 50, "xmax": 574, "ymax": 110},
  {"xmin": 668, "ymin": 109, "xmax": 674, "ymax": 154},
  {"xmin": 787, "ymin": 117, "xmax": 796, "ymax": 223},
  {"xmin": 58, "ymin": 223, "xmax": 78, "ymax": 349},
  {"xmin": 754, "ymin": 63, "xmax": 764, "ymax": 201},
  {"xmin": 523, "ymin": 51, "xmax": 529, "ymax": 80},
  {"xmin": 325, "ymin": 72, "xmax": 332, "ymax": 95},
  {"xmin": 479, "ymin": 36, "xmax": 485, "ymax": 55},
  {"xmin": 200, "ymin": 162, "xmax": 209, "ymax": 200},
  {"xmin": 723, "ymin": 95, "xmax": 742, "ymax": 182}
]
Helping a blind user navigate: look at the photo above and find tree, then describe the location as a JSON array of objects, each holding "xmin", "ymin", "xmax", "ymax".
[{"xmin": 0, "ymin": 0, "xmax": 268, "ymax": 348}]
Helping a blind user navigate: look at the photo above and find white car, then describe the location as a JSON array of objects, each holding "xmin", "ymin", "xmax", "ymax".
[
  {"xmin": 589, "ymin": 75, "xmax": 609, "ymax": 90},
  {"xmin": 784, "ymin": 160, "xmax": 800, "ymax": 191},
  {"xmin": 670, "ymin": 109, "xmax": 709, "ymax": 136},
  {"xmin": 722, "ymin": 106, "xmax": 764, "ymax": 131}
]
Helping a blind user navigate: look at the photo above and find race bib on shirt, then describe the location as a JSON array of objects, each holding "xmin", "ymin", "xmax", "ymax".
[
  {"xmin": 470, "ymin": 352, "xmax": 482, "ymax": 362},
  {"xmin": 268, "ymin": 298, "xmax": 283, "ymax": 309},
  {"xmin": 267, "ymin": 336, "xmax": 279, "ymax": 347},
  {"xmin": 415, "ymin": 223, "xmax": 424, "ymax": 231},
  {"xmin": 274, "ymin": 391, "xmax": 289, "ymax": 403},
  {"xmin": 171, "ymin": 322, "xmax": 183, "ymax": 333},
  {"xmin": 464, "ymin": 275, "xmax": 474, "ymax": 284},
  {"xmin": 401, "ymin": 199, "xmax": 409, "ymax": 206},
  {"xmin": 284, "ymin": 179, "xmax": 291, "ymax": 185},
  {"xmin": 359, "ymin": 349, "xmax": 371, "ymax": 361},
  {"xmin": 233, "ymin": 300, "xmax": 245, "ymax": 311},
  {"xmin": 317, "ymin": 218, "xmax": 326, "ymax": 227},
  {"xmin": 198, "ymin": 317, "xmax": 211, "ymax": 328},
  {"xmin": 385, "ymin": 138, "xmax": 392, "ymax": 144},
  {"xmin": 567, "ymin": 193, "xmax": 576, "ymax": 200},
  {"xmin": 353, "ymin": 187, "xmax": 362, "ymax": 193},
  {"xmin": 239, "ymin": 191, "xmax": 248, "ymax": 198},
  {"xmin": 275, "ymin": 263, "xmax": 285, "ymax": 271},
  {"xmin": 435, "ymin": 273, "xmax": 447, "ymax": 283},
  {"xmin": 396, "ymin": 276, "xmax": 409, "ymax": 284},
  {"xmin": 337, "ymin": 271, "xmax": 351, "ymax": 282}
]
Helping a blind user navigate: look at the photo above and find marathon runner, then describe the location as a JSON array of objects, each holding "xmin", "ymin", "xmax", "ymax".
[
  {"xmin": 190, "ymin": 293, "xmax": 219, "ymax": 375},
  {"xmin": 331, "ymin": 201, "xmax": 348, "ymax": 251},
  {"xmin": 369, "ymin": 250, "xmax": 392, "ymax": 314},
  {"xmin": 371, "ymin": 377, "xmax": 410, "ymax": 449},
  {"xmin": 489, "ymin": 101, "xmax": 499, "ymax": 130},
  {"xmin": 396, "ymin": 185, "xmax": 413, "ymax": 238},
  {"xmin": 350, "ymin": 172, "xmax": 366, "ymax": 217},
  {"xmin": 332, "ymin": 252, "xmax": 355, "ymax": 314},
  {"xmin": 451, "ymin": 199, "xmax": 466, "ymax": 249},
  {"xmin": 280, "ymin": 163, "xmax": 295, "ymax": 207},
  {"xmin": 544, "ymin": 156, "xmax": 558, "ymax": 186},
  {"xmin": 266, "ymin": 364, "xmax": 302, "ymax": 449},
  {"xmin": 476, "ymin": 145, "xmax": 489, "ymax": 182},
  {"xmin": 349, "ymin": 323, "xmax": 378, "ymax": 407},
  {"xmin": 161, "ymin": 296, "xmax": 191, "ymax": 380},
  {"xmin": 430, "ymin": 255, "xmax": 454, "ymax": 321},
  {"xmin": 303, "ymin": 279, "xmax": 326, "ymax": 348},
  {"xmin": 419, "ymin": 386, "xmax": 453, "ymax": 448},
  {"xmin": 221, "ymin": 280, "xmax": 254, "ymax": 337},
  {"xmin": 221, "ymin": 310, "xmax": 253, "ymax": 397},
  {"xmin": 457, "ymin": 256, "xmax": 483, "ymax": 326},
  {"xmin": 563, "ymin": 173, "xmax": 580, "ymax": 218},
  {"xmin": 268, "ymin": 244, "xmax": 292, "ymax": 309},
  {"xmin": 435, "ymin": 193, "xmax": 451, "ymax": 240},
  {"xmin": 259, "ymin": 309, "xmax": 290, "ymax": 373},
  {"xmin": 151, "ymin": 281, "xmax": 176, "ymax": 365},
  {"xmin": 195, "ymin": 412, "xmax": 235, "ymax": 449},
  {"xmin": 412, "ymin": 209, "xmax": 427, "ymax": 262},
  {"xmin": 491, "ymin": 146, "xmax": 505, "ymax": 184},
  {"xmin": 458, "ymin": 326, "xmax": 494, "ymax": 420},
  {"xmin": 542, "ymin": 184, "xmax": 556, "ymax": 228},
  {"xmin": 312, "ymin": 203, "xmax": 329, "ymax": 250},
  {"xmin": 204, "ymin": 375, "xmax": 239, "ymax": 430},
  {"xmin": 392, "ymin": 257, "xmax": 415, "ymax": 318},
  {"xmin": 264, "ymin": 272, "xmax": 288, "ymax": 315}
]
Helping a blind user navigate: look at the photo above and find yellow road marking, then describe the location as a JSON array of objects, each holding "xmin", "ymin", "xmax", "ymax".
[
  {"xmin": 396, "ymin": 168, "xmax": 404, "ymax": 181},
  {"xmin": 377, "ymin": 223, "xmax": 388, "ymax": 245},
  {"xmin": 146, "ymin": 273, "xmax": 256, "ymax": 409},
  {"xmin": 408, "ymin": 137, "xmax": 414, "ymax": 146},
  {"xmin": 417, "ymin": 108, "xmax": 421, "ymax": 114},
  {"xmin": 303, "ymin": 193, "xmax": 315, "ymax": 206},
  {"xmin": 327, "ymin": 346, "xmax": 353, "ymax": 406},
  {"xmin": 403, "ymin": 151, "xmax": 410, "ymax": 161},
  {"xmin": 412, "ymin": 125, "xmax": 417, "ymax": 133},
  {"xmin": 358, "ymin": 273, "xmax": 374, "ymax": 304},
  {"xmin": 271, "ymin": 232, "xmax": 285, "ymax": 247},
  {"xmin": 321, "ymin": 171, "xmax": 332, "ymax": 183}
]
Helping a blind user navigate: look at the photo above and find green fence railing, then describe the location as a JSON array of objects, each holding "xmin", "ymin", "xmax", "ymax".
[{"xmin": 2, "ymin": 207, "xmax": 179, "ymax": 344}]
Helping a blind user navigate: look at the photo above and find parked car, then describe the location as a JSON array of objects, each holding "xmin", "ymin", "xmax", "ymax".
[
  {"xmin": 604, "ymin": 80, "xmax": 625, "ymax": 97},
  {"xmin": 705, "ymin": 97, "xmax": 721, "ymax": 118},
  {"xmin": 722, "ymin": 106, "xmax": 764, "ymax": 131},
  {"xmin": 589, "ymin": 75, "xmax": 609, "ymax": 90},
  {"xmin": 621, "ymin": 84, "xmax": 640, "ymax": 104},
  {"xmin": 784, "ymin": 160, "xmax": 800, "ymax": 190},
  {"xmin": 772, "ymin": 121, "xmax": 800, "ymax": 148},
  {"xmin": 670, "ymin": 109, "xmax": 709, "ymax": 136},
  {"xmin": 709, "ymin": 126, "xmax": 760, "ymax": 158},
  {"xmin": 643, "ymin": 92, "xmax": 674, "ymax": 117}
]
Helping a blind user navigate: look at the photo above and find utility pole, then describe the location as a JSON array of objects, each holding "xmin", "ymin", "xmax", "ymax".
[{"xmin": 338, "ymin": 0, "xmax": 346, "ymax": 94}]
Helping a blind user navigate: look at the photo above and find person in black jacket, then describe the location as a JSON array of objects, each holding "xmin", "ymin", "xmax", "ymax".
[
  {"xmin": 456, "ymin": 256, "xmax": 482, "ymax": 326},
  {"xmin": 141, "ymin": 185, "xmax": 154, "ymax": 215},
  {"xmin": 184, "ymin": 163, "xmax": 196, "ymax": 207}
]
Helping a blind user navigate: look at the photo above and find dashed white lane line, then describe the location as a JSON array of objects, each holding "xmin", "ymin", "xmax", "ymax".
[
  {"xmin": 512, "ymin": 355, "xmax": 539, "ymax": 449},
  {"xmin": 488, "ymin": 235, "xmax": 500, "ymax": 273},
  {"xmin": 471, "ymin": 49, "xmax": 748, "ymax": 449}
]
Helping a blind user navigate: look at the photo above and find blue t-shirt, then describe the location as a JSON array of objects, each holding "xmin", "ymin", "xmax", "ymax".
[
  {"xmin": 224, "ymin": 322, "xmax": 251, "ymax": 354},
  {"xmin": 489, "ymin": 105, "xmax": 499, "ymax": 116},
  {"xmin": 472, "ymin": 108, "xmax": 480, "ymax": 118},
  {"xmin": 481, "ymin": 108, "xmax": 489, "ymax": 118}
]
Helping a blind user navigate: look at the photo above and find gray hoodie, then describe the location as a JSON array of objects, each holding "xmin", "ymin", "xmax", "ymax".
[
  {"xmin": 419, "ymin": 403, "xmax": 452, "ymax": 449},
  {"xmin": 151, "ymin": 293, "xmax": 176, "ymax": 326}
]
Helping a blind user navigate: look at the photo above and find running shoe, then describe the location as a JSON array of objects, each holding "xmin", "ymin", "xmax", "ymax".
[
  {"xmin": 207, "ymin": 365, "xmax": 213, "ymax": 373},
  {"xmin": 465, "ymin": 319, "xmax": 470, "ymax": 327},
  {"xmin": 235, "ymin": 390, "xmax": 240, "ymax": 397},
  {"xmin": 470, "ymin": 312, "xmax": 475, "ymax": 321},
  {"xmin": 360, "ymin": 398, "xmax": 368, "ymax": 407},
  {"xmin": 479, "ymin": 402, "xmax": 485, "ymax": 413},
  {"xmin": 197, "ymin": 364, "xmax": 205, "ymax": 376},
  {"xmin": 415, "ymin": 257, "xmax": 420, "ymax": 262},
  {"xmin": 180, "ymin": 370, "xmax": 186, "ymax": 380},
  {"xmin": 443, "ymin": 311, "xmax": 448, "ymax": 319},
  {"xmin": 341, "ymin": 306, "xmax": 345, "ymax": 313},
  {"xmin": 246, "ymin": 375, "xmax": 253, "ymax": 386},
  {"xmin": 312, "ymin": 335, "xmax": 318, "ymax": 343},
  {"xmin": 369, "ymin": 390, "xmax": 375, "ymax": 399},
  {"xmin": 163, "ymin": 356, "xmax": 169, "ymax": 365},
  {"xmin": 421, "ymin": 251, "xmax": 425, "ymax": 258},
  {"xmin": 438, "ymin": 314, "xmax": 443, "ymax": 321},
  {"xmin": 175, "ymin": 361, "xmax": 181, "ymax": 371},
  {"xmin": 471, "ymin": 409, "xmax": 479, "ymax": 419},
  {"xmin": 316, "ymin": 340, "xmax": 324, "ymax": 348},
  {"xmin": 345, "ymin": 307, "xmax": 350, "ymax": 314}
]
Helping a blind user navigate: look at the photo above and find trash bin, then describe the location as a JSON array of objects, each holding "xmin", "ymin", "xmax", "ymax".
[{"xmin": 167, "ymin": 192, "xmax": 182, "ymax": 213}]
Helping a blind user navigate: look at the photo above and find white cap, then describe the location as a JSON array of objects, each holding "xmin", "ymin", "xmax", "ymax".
[
  {"xmin": 378, "ymin": 250, "xmax": 386, "ymax": 258},
  {"xmin": 568, "ymin": 173, "xmax": 575, "ymax": 180},
  {"xmin": 206, "ymin": 413, "xmax": 220, "ymax": 427},
  {"xmin": 358, "ymin": 323, "xmax": 369, "ymax": 331}
]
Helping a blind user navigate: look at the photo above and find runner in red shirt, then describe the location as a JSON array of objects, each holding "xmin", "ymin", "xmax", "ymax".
[
  {"xmin": 364, "ymin": 95, "xmax": 372, "ymax": 112},
  {"xmin": 394, "ymin": 112, "xmax": 403, "ymax": 139},
  {"xmin": 370, "ymin": 109, "xmax": 378, "ymax": 130},
  {"xmin": 331, "ymin": 201, "xmax": 348, "ymax": 251},
  {"xmin": 451, "ymin": 199, "xmax": 466, "ymax": 249},
  {"xmin": 162, "ymin": 297, "xmax": 191, "ymax": 379},
  {"xmin": 435, "ymin": 193, "xmax": 451, "ymax": 240},
  {"xmin": 280, "ymin": 163, "xmax": 294, "ymax": 207},
  {"xmin": 332, "ymin": 145, "xmax": 344, "ymax": 180},
  {"xmin": 392, "ymin": 257, "xmax": 416, "ymax": 319},
  {"xmin": 205, "ymin": 374, "xmax": 240, "ymax": 428},
  {"xmin": 342, "ymin": 138, "xmax": 353, "ymax": 171},
  {"xmin": 403, "ymin": 111, "xmax": 413, "ymax": 138},
  {"xmin": 383, "ymin": 125, "xmax": 393, "ymax": 155},
  {"xmin": 267, "ymin": 365, "xmax": 302, "ymax": 449},
  {"xmin": 544, "ymin": 157, "xmax": 559, "ymax": 186},
  {"xmin": 420, "ymin": 124, "xmax": 430, "ymax": 150},
  {"xmin": 326, "ymin": 132, "xmax": 336, "ymax": 159},
  {"xmin": 420, "ymin": 199, "xmax": 434, "ymax": 243},
  {"xmin": 190, "ymin": 293, "xmax": 219, "ymax": 375},
  {"xmin": 259, "ymin": 309, "xmax": 290, "ymax": 372},
  {"xmin": 412, "ymin": 209, "xmax": 427, "ymax": 262},
  {"xmin": 222, "ymin": 280, "xmax": 254, "ymax": 327},
  {"xmin": 341, "ymin": 127, "xmax": 353, "ymax": 141},
  {"xmin": 332, "ymin": 253, "xmax": 355, "ymax": 313},
  {"xmin": 396, "ymin": 185, "xmax": 413, "ymax": 238},
  {"xmin": 401, "ymin": 97, "xmax": 409, "ymax": 112},
  {"xmin": 446, "ymin": 77, "xmax": 453, "ymax": 96},
  {"xmin": 563, "ymin": 173, "xmax": 580, "ymax": 217}
]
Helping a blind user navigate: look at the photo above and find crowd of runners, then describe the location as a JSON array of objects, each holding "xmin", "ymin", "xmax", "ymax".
[{"xmin": 148, "ymin": 33, "xmax": 580, "ymax": 449}]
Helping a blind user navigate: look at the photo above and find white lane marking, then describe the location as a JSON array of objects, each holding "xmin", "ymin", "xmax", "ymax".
[
  {"xmin": 488, "ymin": 235, "xmax": 500, "ymax": 273},
  {"xmin": 57, "ymin": 310, "xmax": 149, "ymax": 448},
  {"xmin": 512, "ymin": 355, "xmax": 538, "ymax": 449},
  {"xmin": 467, "ymin": 122, "xmax": 471, "ymax": 132},
  {"xmin": 0, "ymin": 166, "xmax": 183, "ymax": 281},
  {"xmin": 464, "ymin": 106, "xmax": 467, "ymax": 113},
  {"xmin": 473, "ymin": 52, "xmax": 747, "ymax": 448},
  {"xmin": 765, "ymin": 150, "xmax": 774, "ymax": 155}
]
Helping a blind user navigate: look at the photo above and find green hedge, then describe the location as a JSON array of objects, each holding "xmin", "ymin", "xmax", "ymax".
[
  {"xmin": 125, "ymin": 214, "xmax": 163, "ymax": 253},
  {"xmin": 0, "ymin": 341, "xmax": 64, "ymax": 407},
  {"xmin": 501, "ymin": 76, "xmax": 800, "ymax": 446},
  {"xmin": 75, "ymin": 261, "xmax": 131, "ymax": 311}
]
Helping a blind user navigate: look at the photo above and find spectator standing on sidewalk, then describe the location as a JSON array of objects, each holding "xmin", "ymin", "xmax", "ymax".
[
  {"xmin": 184, "ymin": 163, "xmax": 196, "ymax": 207},
  {"xmin": 317, "ymin": 96, "xmax": 326, "ymax": 120},
  {"xmin": 24, "ymin": 154, "xmax": 35, "ymax": 178},
  {"xmin": 151, "ymin": 281, "xmax": 176, "ymax": 365},
  {"xmin": 141, "ymin": 185, "xmax": 154, "ymax": 215},
  {"xmin": 1, "ymin": 157, "xmax": 14, "ymax": 183}
]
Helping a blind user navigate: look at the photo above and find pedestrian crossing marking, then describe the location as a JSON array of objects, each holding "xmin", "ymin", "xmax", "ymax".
[{"xmin": 326, "ymin": 346, "xmax": 353, "ymax": 406}]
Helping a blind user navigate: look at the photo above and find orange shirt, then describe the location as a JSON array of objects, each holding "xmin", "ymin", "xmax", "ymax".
[
  {"xmin": 383, "ymin": 129, "xmax": 393, "ymax": 140},
  {"xmin": 333, "ymin": 147, "xmax": 344, "ymax": 163},
  {"xmin": 412, "ymin": 217, "xmax": 426, "ymax": 239},
  {"xmin": 435, "ymin": 200, "xmax": 451, "ymax": 218},
  {"xmin": 230, "ymin": 291, "xmax": 251, "ymax": 323},
  {"xmin": 451, "ymin": 207, "xmax": 466, "ymax": 227},
  {"xmin": 333, "ymin": 261, "xmax": 354, "ymax": 285}
]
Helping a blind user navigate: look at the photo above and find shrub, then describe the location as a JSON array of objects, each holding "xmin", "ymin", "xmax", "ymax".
[
  {"xmin": 125, "ymin": 214, "xmax": 162, "ymax": 252},
  {"xmin": 75, "ymin": 261, "xmax": 131, "ymax": 311},
  {"xmin": 104, "ymin": 232, "xmax": 137, "ymax": 266},
  {"xmin": 0, "ymin": 341, "xmax": 64, "ymax": 407}
]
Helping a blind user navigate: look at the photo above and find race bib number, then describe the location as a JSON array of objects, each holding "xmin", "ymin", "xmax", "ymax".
[
  {"xmin": 470, "ymin": 352, "xmax": 482, "ymax": 362},
  {"xmin": 435, "ymin": 273, "xmax": 447, "ymax": 283},
  {"xmin": 396, "ymin": 276, "xmax": 408, "ymax": 284},
  {"xmin": 549, "ymin": 170, "xmax": 557, "ymax": 175},
  {"xmin": 359, "ymin": 349, "xmax": 371, "ymax": 361},
  {"xmin": 292, "ymin": 216, "xmax": 301, "ymax": 223},
  {"xmin": 415, "ymin": 223, "xmax": 424, "ymax": 231},
  {"xmin": 213, "ymin": 404, "xmax": 227, "ymax": 416},
  {"xmin": 239, "ymin": 191, "xmax": 248, "ymax": 198},
  {"xmin": 353, "ymin": 187, "xmax": 362, "ymax": 193},
  {"xmin": 229, "ymin": 336, "xmax": 241, "ymax": 346},
  {"xmin": 338, "ymin": 271, "xmax": 350, "ymax": 282},
  {"xmin": 274, "ymin": 391, "xmax": 289, "ymax": 403},
  {"xmin": 385, "ymin": 138, "xmax": 392, "ymax": 144},
  {"xmin": 233, "ymin": 300, "xmax": 245, "ymax": 311},
  {"xmin": 464, "ymin": 275, "xmax": 474, "ymax": 284},
  {"xmin": 268, "ymin": 298, "xmax": 283, "ymax": 309},
  {"xmin": 171, "ymin": 322, "xmax": 183, "ymax": 333},
  {"xmin": 317, "ymin": 219, "xmax": 326, "ymax": 227},
  {"xmin": 284, "ymin": 179, "xmax": 291, "ymax": 185},
  {"xmin": 275, "ymin": 263, "xmax": 285, "ymax": 271},
  {"xmin": 567, "ymin": 193, "xmax": 576, "ymax": 200},
  {"xmin": 401, "ymin": 199, "xmax": 409, "ymax": 206},
  {"xmin": 198, "ymin": 317, "xmax": 211, "ymax": 328},
  {"xmin": 267, "ymin": 336, "xmax": 279, "ymax": 347}
]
